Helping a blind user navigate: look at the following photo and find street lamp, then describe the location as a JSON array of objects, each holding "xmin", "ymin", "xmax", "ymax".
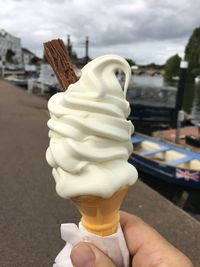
[{"xmin": 173, "ymin": 60, "xmax": 188, "ymax": 128}]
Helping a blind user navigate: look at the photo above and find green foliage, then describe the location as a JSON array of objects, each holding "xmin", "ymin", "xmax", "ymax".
[
  {"xmin": 185, "ymin": 27, "xmax": 200, "ymax": 80},
  {"xmin": 164, "ymin": 54, "xmax": 181, "ymax": 81},
  {"xmin": 125, "ymin": 58, "xmax": 136, "ymax": 66},
  {"xmin": 146, "ymin": 63, "xmax": 164, "ymax": 69}
]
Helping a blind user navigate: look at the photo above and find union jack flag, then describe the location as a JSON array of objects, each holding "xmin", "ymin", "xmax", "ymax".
[{"xmin": 175, "ymin": 169, "xmax": 199, "ymax": 182}]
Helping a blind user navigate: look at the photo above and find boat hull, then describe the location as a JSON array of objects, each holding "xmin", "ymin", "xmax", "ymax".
[
  {"xmin": 130, "ymin": 134, "xmax": 200, "ymax": 189},
  {"xmin": 129, "ymin": 154, "xmax": 200, "ymax": 189}
]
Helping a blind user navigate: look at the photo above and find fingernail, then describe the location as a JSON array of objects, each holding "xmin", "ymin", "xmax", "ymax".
[{"xmin": 70, "ymin": 243, "xmax": 96, "ymax": 267}]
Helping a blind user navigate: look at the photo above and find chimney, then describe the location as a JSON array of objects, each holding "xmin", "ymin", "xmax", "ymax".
[
  {"xmin": 85, "ymin": 36, "xmax": 89, "ymax": 64},
  {"xmin": 67, "ymin": 34, "xmax": 72, "ymax": 58}
]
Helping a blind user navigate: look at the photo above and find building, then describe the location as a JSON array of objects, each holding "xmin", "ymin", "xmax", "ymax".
[
  {"xmin": 22, "ymin": 47, "xmax": 36, "ymax": 65},
  {"xmin": 0, "ymin": 29, "xmax": 22, "ymax": 64},
  {"xmin": 22, "ymin": 47, "xmax": 35, "ymax": 65}
]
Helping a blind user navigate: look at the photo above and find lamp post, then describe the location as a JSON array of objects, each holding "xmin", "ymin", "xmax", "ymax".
[
  {"xmin": 175, "ymin": 110, "xmax": 185, "ymax": 144},
  {"xmin": 173, "ymin": 60, "xmax": 188, "ymax": 128}
]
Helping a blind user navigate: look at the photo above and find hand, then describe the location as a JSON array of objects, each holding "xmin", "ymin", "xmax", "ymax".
[
  {"xmin": 120, "ymin": 211, "xmax": 193, "ymax": 267},
  {"xmin": 70, "ymin": 211, "xmax": 193, "ymax": 267}
]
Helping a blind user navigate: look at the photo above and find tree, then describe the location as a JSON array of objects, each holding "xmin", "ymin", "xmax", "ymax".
[
  {"xmin": 125, "ymin": 58, "xmax": 136, "ymax": 66},
  {"xmin": 185, "ymin": 27, "xmax": 200, "ymax": 80},
  {"xmin": 164, "ymin": 54, "xmax": 181, "ymax": 81}
]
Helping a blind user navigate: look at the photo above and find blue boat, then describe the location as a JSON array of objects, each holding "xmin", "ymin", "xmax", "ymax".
[{"xmin": 130, "ymin": 133, "xmax": 200, "ymax": 189}]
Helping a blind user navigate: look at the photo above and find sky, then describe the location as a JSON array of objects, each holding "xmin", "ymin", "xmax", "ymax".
[{"xmin": 0, "ymin": 0, "xmax": 200, "ymax": 64}]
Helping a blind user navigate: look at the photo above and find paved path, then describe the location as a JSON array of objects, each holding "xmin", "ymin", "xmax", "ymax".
[{"xmin": 0, "ymin": 80, "xmax": 199, "ymax": 267}]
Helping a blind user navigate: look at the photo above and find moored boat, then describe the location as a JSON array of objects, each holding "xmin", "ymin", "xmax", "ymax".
[
  {"xmin": 185, "ymin": 134, "xmax": 200, "ymax": 148},
  {"xmin": 154, "ymin": 126, "xmax": 200, "ymax": 153},
  {"xmin": 130, "ymin": 133, "xmax": 200, "ymax": 189},
  {"xmin": 127, "ymin": 84, "xmax": 176, "ymax": 125}
]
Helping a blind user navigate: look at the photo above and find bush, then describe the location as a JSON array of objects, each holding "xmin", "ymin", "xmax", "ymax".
[
  {"xmin": 185, "ymin": 27, "xmax": 200, "ymax": 80},
  {"xmin": 164, "ymin": 54, "xmax": 181, "ymax": 81}
]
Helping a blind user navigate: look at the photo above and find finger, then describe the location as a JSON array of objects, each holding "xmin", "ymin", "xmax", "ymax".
[{"xmin": 70, "ymin": 242, "xmax": 116, "ymax": 267}]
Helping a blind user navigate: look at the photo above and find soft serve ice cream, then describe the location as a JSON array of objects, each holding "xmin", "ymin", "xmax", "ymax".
[{"xmin": 46, "ymin": 55, "xmax": 138, "ymax": 199}]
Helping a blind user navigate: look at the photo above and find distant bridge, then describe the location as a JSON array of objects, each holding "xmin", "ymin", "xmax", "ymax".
[{"xmin": 131, "ymin": 67, "xmax": 164, "ymax": 76}]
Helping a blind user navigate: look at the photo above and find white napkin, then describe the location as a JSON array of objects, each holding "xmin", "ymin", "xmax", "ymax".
[{"xmin": 53, "ymin": 222, "xmax": 130, "ymax": 267}]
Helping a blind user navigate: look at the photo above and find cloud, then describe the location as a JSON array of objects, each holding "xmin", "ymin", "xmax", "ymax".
[{"xmin": 0, "ymin": 0, "xmax": 199, "ymax": 64}]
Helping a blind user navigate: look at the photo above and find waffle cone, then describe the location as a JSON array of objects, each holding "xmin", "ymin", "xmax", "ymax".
[{"xmin": 71, "ymin": 186, "xmax": 128, "ymax": 236}]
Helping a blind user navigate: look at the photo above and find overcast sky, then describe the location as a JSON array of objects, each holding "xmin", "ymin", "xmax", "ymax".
[{"xmin": 1, "ymin": 0, "xmax": 200, "ymax": 64}]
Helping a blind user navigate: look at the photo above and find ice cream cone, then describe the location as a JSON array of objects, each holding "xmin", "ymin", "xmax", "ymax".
[{"xmin": 71, "ymin": 186, "xmax": 128, "ymax": 236}]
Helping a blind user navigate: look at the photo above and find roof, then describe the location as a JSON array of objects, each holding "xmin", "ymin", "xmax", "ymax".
[
  {"xmin": 22, "ymin": 47, "xmax": 35, "ymax": 55},
  {"xmin": 0, "ymin": 29, "xmax": 20, "ymax": 41}
]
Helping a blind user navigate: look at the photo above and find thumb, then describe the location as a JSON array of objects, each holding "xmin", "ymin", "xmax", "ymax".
[{"xmin": 70, "ymin": 242, "xmax": 116, "ymax": 267}]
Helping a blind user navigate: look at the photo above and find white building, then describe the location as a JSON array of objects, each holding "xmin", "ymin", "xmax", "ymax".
[
  {"xmin": 0, "ymin": 29, "xmax": 22, "ymax": 64},
  {"xmin": 22, "ymin": 48, "xmax": 36, "ymax": 65}
]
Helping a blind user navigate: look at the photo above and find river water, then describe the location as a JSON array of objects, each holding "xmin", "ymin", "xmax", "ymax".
[{"xmin": 130, "ymin": 75, "xmax": 200, "ymax": 221}]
